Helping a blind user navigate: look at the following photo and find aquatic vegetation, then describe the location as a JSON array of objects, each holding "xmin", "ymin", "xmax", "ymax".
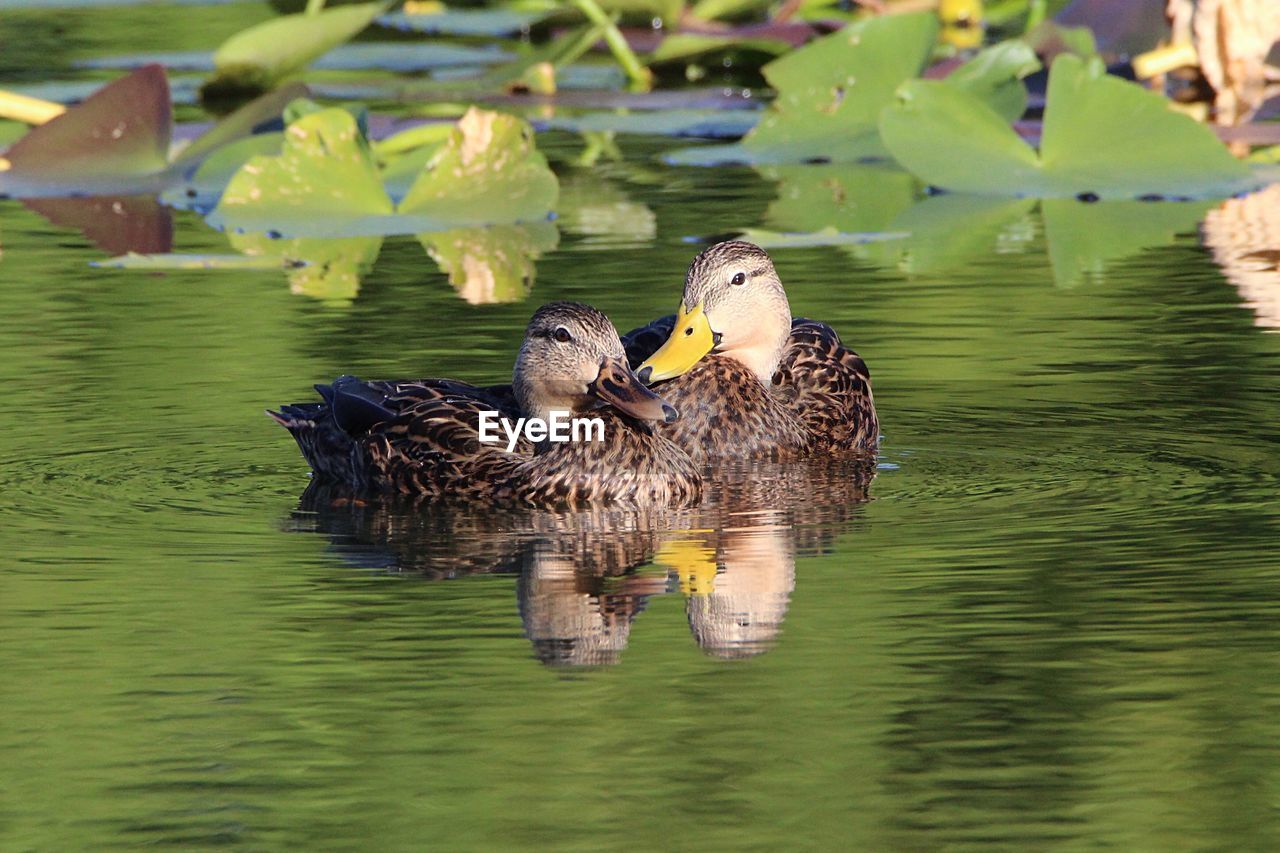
[
  {"xmin": 881, "ymin": 53, "xmax": 1259, "ymax": 199},
  {"xmin": 666, "ymin": 14, "xmax": 1039, "ymax": 165},
  {"xmin": 205, "ymin": 1, "xmax": 391, "ymax": 96},
  {"xmin": 0, "ymin": 66, "xmax": 303, "ymax": 197}
]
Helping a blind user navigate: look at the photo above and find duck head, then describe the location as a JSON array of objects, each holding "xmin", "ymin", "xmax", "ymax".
[
  {"xmin": 514, "ymin": 302, "xmax": 679, "ymax": 425},
  {"xmin": 637, "ymin": 241, "xmax": 791, "ymax": 386}
]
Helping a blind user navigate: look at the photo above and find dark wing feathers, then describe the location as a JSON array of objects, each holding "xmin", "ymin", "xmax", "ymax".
[
  {"xmin": 622, "ymin": 314, "xmax": 676, "ymax": 368},
  {"xmin": 272, "ymin": 375, "xmax": 530, "ymax": 495}
]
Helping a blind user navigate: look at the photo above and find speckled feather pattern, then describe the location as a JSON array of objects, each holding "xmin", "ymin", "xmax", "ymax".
[
  {"xmin": 624, "ymin": 315, "xmax": 878, "ymax": 462},
  {"xmin": 274, "ymin": 378, "xmax": 701, "ymax": 509}
]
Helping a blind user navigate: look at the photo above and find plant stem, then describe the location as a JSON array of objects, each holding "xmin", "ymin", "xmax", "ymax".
[
  {"xmin": 567, "ymin": 0, "xmax": 652, "ymax": 91},
  {"xmin": 305, "ymin": 0, "xmax": 326, "ymax": 16}
]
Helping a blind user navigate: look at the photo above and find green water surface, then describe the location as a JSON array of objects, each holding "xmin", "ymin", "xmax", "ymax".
[{"xmin": 3, "ymin": 3, "xmax": 1280, "ymax": 849}]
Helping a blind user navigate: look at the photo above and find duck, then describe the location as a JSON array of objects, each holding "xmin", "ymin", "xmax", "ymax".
[
  {"xmin": 624, "ymin": 240, "xmax": 878, "ymax": 463},
  {"xmin": 270, "ymin": 302, "xmax": 702, "ymax": 509}
]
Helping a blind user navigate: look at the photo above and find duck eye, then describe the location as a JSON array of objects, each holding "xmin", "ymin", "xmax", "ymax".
[
  {"xmin": 552, "ymin": 327, "xmax": 572, "ymax": 343},
  {"xmin": 730, "ymin": 272, "xmax": 746, "ymax": 286}
]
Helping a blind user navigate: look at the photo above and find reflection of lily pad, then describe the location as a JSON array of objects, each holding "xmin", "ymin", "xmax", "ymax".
[
  {"xmin": 231, "ymin": 231, "xmax": 384, "ymax": 304},
  {"xmin": 557, "ymin": 174, "xmax": 656, "ymax": 248},
  {"xmin": 400, "ymin": 108, "xmax": 558, "ymax": 225},
  {"xmin": 880, "ymin": 54, "xmax": 1258, "ymax": 199},
  {"xmin": 1041, "ymin": 198, "xmax": 1211, "ymax": 288},
  {"xmin": 419, "ymin": 222, "xmax": 559, "ymax": 304},
  {"xmin": 757, "ymin": 164, "xmax": 1214, "ymax": 285}
]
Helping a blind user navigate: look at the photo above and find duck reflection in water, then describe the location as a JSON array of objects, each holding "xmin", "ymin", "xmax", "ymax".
[{"xmin": 289, "ymin": 457, "xmax": 875, "ymax": 666}]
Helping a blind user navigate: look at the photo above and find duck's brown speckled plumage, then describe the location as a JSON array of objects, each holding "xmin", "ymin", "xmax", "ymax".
[
  {"xmin": 271, "ymin": 303, "xmax": 701, "ymax": 509},
  {"xmin": 624, "ymin": 242, "xmax": 878, "ymax": 463}
]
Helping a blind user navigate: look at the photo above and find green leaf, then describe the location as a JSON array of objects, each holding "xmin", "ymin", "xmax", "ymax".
[
  {"xmin": 210, "ymin": 2, "xmax": 389, "ymax": 91},
  {"xmin": 944, "ymin": 41, "xmax": 1040, "ymax": 122},
  {"xmin": 880, "ymin": 53, "xmax": 1258, "ymax": 199},
  {"xmin": 666, "ymin": 13, "xmax": 938, "ymax": 165},
  {"xmin": 212, "ymin": 107, "xmax": 393, "ymax": 235},
  {"xmin": 419, "ymin": 222, "xmax": 559, "ymax": 304},
  {"xmin": 399, "ymin": 108, "xmax": 558, "ymax": 225},
  {"xmin": 164, "ymin": 132, "xmax": 285, "ymax": 210}
]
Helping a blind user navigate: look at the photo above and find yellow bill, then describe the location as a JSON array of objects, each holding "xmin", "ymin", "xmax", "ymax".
[{"xmin": 637, "ymin": 302, "xmax": 717, "ymax": 383}]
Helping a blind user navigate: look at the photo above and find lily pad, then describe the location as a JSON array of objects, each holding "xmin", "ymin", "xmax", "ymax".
[
  {"xmin": 941, "ymin": 40, "xmax": 1040, "ymax": 123},
  {"xmin": 399, "ymin": 108, "xmax": 558, "ymax": 226},
  {"xmin": 209, "ymin": 106, "xmax": 558, "ymax": 236},
  {"xmin": 376, "ymin": 8, "xmax": 552, "ymax": 37},
  {"xmin": 879, "ymin": 54, "xmax": 1259, "ymax": 199},
  {"xmin": 666, "ymin": 13, "xmax": 939, "ymax": 165},
  {"xmin": 164, "ymin": 131, "xmax": 285, "ymax": 211},
  {"xmin": 212, "ymin": 106, "xmax": 393, "ymax": 235},
  {"xmin": 419, "ymin": 222, "xmax": 559, "ymax": 304},
  {"xmin": 83, "ymin": 43, "xmax": 510, "ymax": 74},
  {"xmin": 209, "ymin": 2, "xmax": 390, "ymax": 93},
  {"xmin": 539, "ymin": 108, "xmax": 758, "ymax": 138}
]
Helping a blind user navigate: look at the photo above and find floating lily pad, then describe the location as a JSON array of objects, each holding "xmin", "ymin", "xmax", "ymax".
[
  {"xmin": 212, "ymin": 106, "xmax": 394, "ymax": 234},
  {"xmin": 164, "ymin": 132, "xmax": 285, "ymax": 211},
  {"xmin": 209, "ymin": 106, "xmax": 558, "ymax": 236},
  {"xmin": 377, "ymin": 8, "xmax": 551, "ymax": 37},
  {"xmin": 419, "ymin": 222, "xmax": 559, "ymax": 304},
  {"xmin": 208, "ymin": 2, "xmax": 390, "ymax": 93},
  {"xmin": 879, "ymin": 54, "xmax": 1259, "ymax": 199},
  {"xmin": 399, "ymin": 108, "xmax": 558, "ymax": 226},
  {"xmin": 665, "ymin": 13, "xmax": 939, "ymax": 165},
  {"xmin": 539, "ymin": 107, "xmax": 758, "ymax": 138},
  {"xmin": 940, "ymin": 40, "xmax": 1040, "ymax": 123}
]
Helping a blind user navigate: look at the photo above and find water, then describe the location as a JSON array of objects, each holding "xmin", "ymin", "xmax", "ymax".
[{"xmin": 4, "ymin": 6, "xmax": 1280, "ymax": 849}]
